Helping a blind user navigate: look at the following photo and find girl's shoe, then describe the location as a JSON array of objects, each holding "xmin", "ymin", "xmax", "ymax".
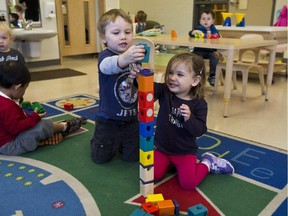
[{"xmin": 201, "ymin": 152, "xmax": 235, "ymax": 174}]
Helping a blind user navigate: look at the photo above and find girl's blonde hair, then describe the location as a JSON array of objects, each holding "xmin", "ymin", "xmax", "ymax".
[
  {"xmin": 97, "ymin": 9, "xmax": 132, "ymax": 38},
  {"xmin": 0, "ymin": 23, "xmax": 13, "ymax": 38},
  {"xmin": 165, "ymin": 52, "xmax": 206, "ymax": 99}
]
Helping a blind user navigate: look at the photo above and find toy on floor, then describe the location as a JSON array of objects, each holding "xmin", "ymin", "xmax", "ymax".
[
  {"xmin": 21, "ymin": 101, "xmax": 46, "ymax": 114},
  {"xmin": 188, "ymin": 203, "xmax": 208, "ymax": 216},
  {"xmin": 64, "ymin": 103, "xmax": 74, "ymax": 110}
]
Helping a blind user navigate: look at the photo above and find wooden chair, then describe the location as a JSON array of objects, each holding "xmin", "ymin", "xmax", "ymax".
[{"xmin": 214, "ymin": 34, "xmax": 266, "ymax": 102}]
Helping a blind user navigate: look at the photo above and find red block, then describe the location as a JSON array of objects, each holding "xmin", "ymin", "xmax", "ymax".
[
  {"xmin": 64, "ymin": 103, "xmax": 73, "ymax": 110},
  {"xmin": 139, "ymin": 107, "xmax": 154, "ymax": 123},
  {"xmin": 139, "ymin": 91, "xmax": 154, "ymax": 108},
  {"xmin": 141, "ymin": 202, "xmax": 159, "ymax": 215}
]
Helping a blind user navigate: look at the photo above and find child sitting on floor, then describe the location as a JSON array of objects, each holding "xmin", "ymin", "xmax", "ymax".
[{"xmin": 0, "ymin": 61, "xmax": 87, "ymax": 155}]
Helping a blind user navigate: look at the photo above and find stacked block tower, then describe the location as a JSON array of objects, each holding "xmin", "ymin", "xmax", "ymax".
[{"xmin": 138, "ymin": 67, "xmax": 154, "ymax": 197}]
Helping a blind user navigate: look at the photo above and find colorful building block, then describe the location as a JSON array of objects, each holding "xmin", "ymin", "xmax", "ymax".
[
  {"xmin": 140, "ymin": 164, "xmax": 154, "ymax": 183},
  {"xmin": 140, "ymin": 149, "xmax": 154, "ymax": 167},
  {"xmin": 141, "ymin": 202, "xmax": 159, "ymax": 215},
  {"xmin": 138, "ymin": 91, "xmax": 154, "ymax": 108},
  {"xmin": 173, "ymin": 199, "xmax": 180, "ymax": 215},
  {"xmin": 64, "ymin": 103, "xmax": 74, "ymax": 110},
  {"xmin": 129, "ymin": 208, "xmax": 152, "ymax": 216},
  {"xmin": 140, "ymin": 135, "xmax": 154, "ymax": 152},
  {"xmin": 188, "ymin": 204, "xmax": 208, "ymax": 216},
  {"xmin": 138, "ymin": 74, "xmax": 154, "ymax": 92},
  {"xmin": 157, "ymin": 199, "xmax": 175, "ymax": 216},
  {"xmin": 139, "ymin": 107, "xmax": 154, "ymax": 123},
  {"xmin": 140, "ymin": 182, "xmax": 154, "ymax": 198},
  {"xmin": 139, "ymin": 121, "xmax": 154, "ymax": 138},
  {"xmin": 145, "ymin": 193, "xmax": 164, "ymax": 204}
]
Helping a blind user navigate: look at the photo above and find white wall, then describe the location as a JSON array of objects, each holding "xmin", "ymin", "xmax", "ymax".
[{"xmin": 120, "ymin": 0, "xmax": 193, "ymax": 35}]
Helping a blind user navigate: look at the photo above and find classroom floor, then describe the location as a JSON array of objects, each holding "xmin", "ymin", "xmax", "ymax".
[{"xmin": 26, "ymin": 53, "xmax": 287, "ymax": 151}]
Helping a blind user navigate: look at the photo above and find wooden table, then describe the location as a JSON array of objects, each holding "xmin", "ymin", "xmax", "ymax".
[
  {"xmin": 141, "ymin": 34, "xmax": 277, "ymax": 117},
  {"xmin": 216, "ymin": 26, "xmax": 288, "ymax": 45}
]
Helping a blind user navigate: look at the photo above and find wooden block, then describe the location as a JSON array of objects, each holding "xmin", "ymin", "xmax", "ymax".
[
  {"xmin": 139, "ymin": 107, "xmax": 154, "ymax": 123},
  {"xmin": 141, "ymin": 202, "xmax": 158, "ymax": 215},
  {"xmin": 138, "ymin": 91, "xmax": 154, "ymax": 108},
  {"xmin": 140, "ymin": 182, "xmax": 154, "ymax": 198},
  {"xmin": 139, "ymin": 122, "xmax": 154, "ymax": 138},
  {"xmin": 140, "ymin": 135, "xmax": 154, "ymax": 152},
  {"xmin": 188, "ymin": 204, "xmax": 208, "ymax": 216},
  {"xmin": 64, "ymin": 103, "xmax": 73, "ymax": 110},
  {"xmin": 157, "ymin": 199, "xmax": 175, "ymax": 216},
  {"xmin": 140, "ymin": 164, "xmax": 154, "ymax": 183},
  {"xmin": 138, "ymin": 74, "xmax": 154, "ymax": 92},
  {"xmin": 145, "ymin": 193, "xmax": 164, "ymax": 204},
  {"xmin": 139, "ymin": 149, "xmax": 154, "ymax": 167}
]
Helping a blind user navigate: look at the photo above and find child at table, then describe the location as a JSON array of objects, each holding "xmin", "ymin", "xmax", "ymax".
[
  {"xmin": 188, "ymin": 9, "xmax": 221, "ymax": 86},
  {"xmin": 90, "ymin": 9, "xmax": 145, "ymax": 164},
  {"xmin": 135, "ymin": 10, "xmax": 147, "ymax": 33},
  {"xmin": 0, "ymin": 61, "xmax": 87, "ymax": 155},
  {"xmin": 153, "ymin": 52, "xmax": 234, "ymax": 190}
]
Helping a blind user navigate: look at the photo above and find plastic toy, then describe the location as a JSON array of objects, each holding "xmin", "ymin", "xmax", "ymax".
[
  {"xmin": 31, "ymin": 102, "xmax": 46, "ymax": 114},
  {"xmin": 188, "ymin": 204, "xmax": 208, "ymax": 216},
  {"xmin": 64, "ymin": 103, "xmax": 74, "ymax": 110}
]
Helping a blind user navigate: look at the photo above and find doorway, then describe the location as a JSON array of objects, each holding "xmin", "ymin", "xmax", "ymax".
[{"xmin": 55, "ymin": 0, "xmax": 97, "ymax": 57}]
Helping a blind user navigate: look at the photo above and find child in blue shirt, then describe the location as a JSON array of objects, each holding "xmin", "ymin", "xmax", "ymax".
[
  {"xmin": 189, "ymin": 9, "xmax": 221, "ymax": 86},
  {"xmin": 90, "ymin": 9, "xmax": 145, "ymax": 164}
]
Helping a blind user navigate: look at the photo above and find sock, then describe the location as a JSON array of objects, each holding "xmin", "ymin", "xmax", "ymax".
[
  {"xmin": 61, "ymin": 122, "xmax": 68, "ymax": 132},
  {"xmin": 201, "ymin": 160, "xmax": 211, "ymax": 172}
]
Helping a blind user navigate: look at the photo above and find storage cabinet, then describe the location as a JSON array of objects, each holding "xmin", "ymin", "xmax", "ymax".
[{"xmin": 193, "ymin": 0, "xmax": 229, "ymax": 29}]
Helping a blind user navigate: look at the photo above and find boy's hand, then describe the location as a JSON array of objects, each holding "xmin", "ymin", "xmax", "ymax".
[
  {"xmin": 180, "ymin": 104, "xmax": 191, "ymax": 122},
  {"xmin": 129, "ymin": 63, "xmax": 142, "ymax": 79},
  {"xmin": 118, "ymin": 45, "xmax": 145, "ymax": 68},
  {"xmin": 34, "ymin": 107, "xmax": 47, "ymax": 118}
]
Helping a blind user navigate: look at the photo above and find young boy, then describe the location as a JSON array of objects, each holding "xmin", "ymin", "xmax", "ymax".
[
  {"xmin": 189, "ymin": 9, "xmax": 221, "ymax": 86},
  {"xmin": 0, "ymin": 61, "xmax": 86, "ymax": 156},
  {"xmin": 90, "ymin": 9, "xmax": 145, "ymax": 164},
  {"xmin": 0, "ymin": 23, "xmax": 26, "ymax": 65}
]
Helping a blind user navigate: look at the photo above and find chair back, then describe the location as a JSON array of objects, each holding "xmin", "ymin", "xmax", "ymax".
[{"xmin": 239, "ymin": 34, "xmax": 264, "ymax": 63}]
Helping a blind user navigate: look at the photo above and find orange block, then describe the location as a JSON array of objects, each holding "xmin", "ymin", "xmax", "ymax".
[
  {"xmin": 157, "ymin": 199, "xmax": 175, "ymax": 216},
  {"xmin": 138, "ymin": 74, "xmax": 154, "ymax": 92}
]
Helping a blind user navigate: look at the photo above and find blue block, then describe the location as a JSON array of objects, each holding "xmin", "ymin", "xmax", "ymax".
[
  {"xmin": 139, "ymin": 121, "xmax": 154, "ymax": 138},
  {"xmin": 140, "ymin": 68, "xmax": 153, "ymax": 76},
  {"xmin": 140, "ymin": 135, "xmax": 154, "ymax": 152},
  {"xmin": 188, "ymin": 204, "xmax": 208, "ymax": 216},
  {"xmin": 129, "ymin": 208, "xmax": 153, "ymax": 216},
  {"xmin": 173, "ymin": 199, "xmax": 180, "ymax": 215},
  {"xmin": 139, "ymin": 43, "xmax": 150, "ymax": 63}
]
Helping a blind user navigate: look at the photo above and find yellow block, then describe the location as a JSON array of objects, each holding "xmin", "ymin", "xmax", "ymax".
[
  {"xmin": 139, "ymin": 149, "xmax": 154, "ymax": 167},
  {"xmin": 145, "ymin": 193, "xmax": 164, "ymax": 203}
]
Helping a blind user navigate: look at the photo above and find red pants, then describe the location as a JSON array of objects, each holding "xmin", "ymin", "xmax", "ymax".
[{"xmin": 154, "ymin": 149, "xmax": 209, "ymax": 190}]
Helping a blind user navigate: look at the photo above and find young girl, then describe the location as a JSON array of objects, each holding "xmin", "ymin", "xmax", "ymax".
[
  {"xmin": 0, "ymin": 61, "xmax": 86, "ymax": 156},
  {"xmin": 154, "ymin": 52, "xmax": 234, "ymax": 190},
  {"xmin": 90, "ymin": 9, "xmax": 145, "ymax": 164}
]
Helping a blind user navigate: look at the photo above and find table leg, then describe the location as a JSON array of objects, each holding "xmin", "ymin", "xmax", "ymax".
[
  {"xmin": 223, "ymin": 49, "xmax": 234, "ymax": 117},
  {"xmin": 265, "ymin": 46, "xmax": 276, "ymax": 101}
]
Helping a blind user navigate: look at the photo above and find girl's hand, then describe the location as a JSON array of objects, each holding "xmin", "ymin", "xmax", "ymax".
[
  {"xmin": 180, "ymin": 104, "xmax": 191, "ymax": 122},
  {"xmin": 118, "ymin": 45, "xmax": 145, "ymax": 68}
]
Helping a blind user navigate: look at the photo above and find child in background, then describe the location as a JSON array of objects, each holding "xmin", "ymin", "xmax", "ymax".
[
  {"xmin": 90, "ymin": 9, "xmax": 145, "ymax": 164},
  {"xmin": 188, "ymin": 9, "xmax": 221, "ymax": 86},
  {"xmin": 135, "ymin": 10, "xmax": 147, "ymax": 33},
  {"xmin": 9, "ymin": 13, "xmax": 20, "ymax": 28},
  {"xmin": 0, "ymin": 61, "xmax": 87, "ymax": 156},
  {"xmin": 0, "ymin": 23, "xmax": 26, "ymax": 65},
  {"xmin": 154, "ymin": 52, "xmax": 234, "ymax": 190}
]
